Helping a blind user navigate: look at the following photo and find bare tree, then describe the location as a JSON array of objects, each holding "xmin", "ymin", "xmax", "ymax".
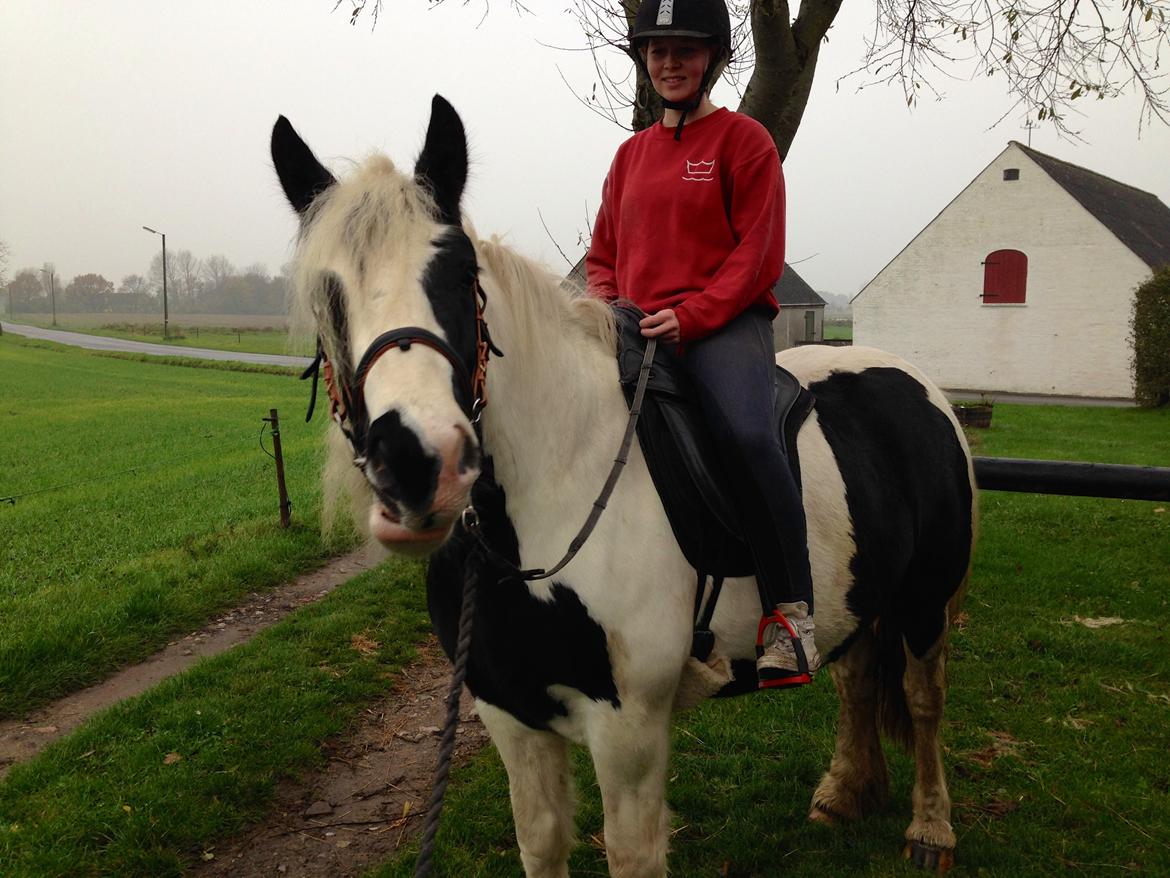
[
  {"xmin": 171, "ymin": 249, "xmax": 203, "ymax": 304},
  {"xmin": 148, "ymin": 252, "xmax": 181, "ymax": 302},
  {"xmin": 340, "ymin": 0, "xmax": 1168, "ymax": 156},
  {"xmin": 201, "ymin": 254, "xmax": 236, "ymax": 298},
  {"xmin": 117, "ymin": 274, "xmax": 152, "ymax": 298}
]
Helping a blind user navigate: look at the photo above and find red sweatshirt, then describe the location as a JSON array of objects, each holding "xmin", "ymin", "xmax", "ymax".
[{"xmin": 586, "ymin": 108, "xmax": 785, "ymax": 342}]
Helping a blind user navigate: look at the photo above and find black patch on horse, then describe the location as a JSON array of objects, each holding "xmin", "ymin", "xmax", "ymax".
[
  {"xmin": 427, "ymin": 459, "xmax": 621, "ymax": 731},
  {"xmin": 810, "ymin": 366, "xmax": 973, "ymax": 662},
  {"xmin": 420, "ymin": 230, "xmax": 482, "ymax": 413}
]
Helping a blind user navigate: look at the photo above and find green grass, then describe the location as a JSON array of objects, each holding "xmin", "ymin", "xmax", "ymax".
[
  {"xmin": 823, "ymin": 319, "xmax": 853, "ymax": 341},
  {"xmin": 0, "ymin": 559, "xmax": 431, "ymax": 878},
  {"xmin": 3, "ymin": 368, "xmax": 1167, "ymax": 876},
  {"xmin": 370, "ymin": 403, "xmax": 1170, "ymax": 877},
  {"xmin": 0, "ymin": 334, "xmax": 342, "ymax": 718}
]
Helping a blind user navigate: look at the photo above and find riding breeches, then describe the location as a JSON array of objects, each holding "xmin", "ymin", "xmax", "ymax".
[{"xmin": 681, "ymin": 307, "xmax": 815, "ymax": 613}]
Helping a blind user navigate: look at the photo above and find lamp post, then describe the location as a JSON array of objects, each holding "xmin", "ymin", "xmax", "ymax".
[
  {"xmin": 142, "ymin": 225, "xmax": 169, "ymax": 340},
  {"xmin": 38, "ymin": 268, "xmax": 57, "ymax": 327}
]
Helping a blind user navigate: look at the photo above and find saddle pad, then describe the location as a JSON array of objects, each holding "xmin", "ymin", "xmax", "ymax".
[{"xmin": 612, "ymin": 305, "xmax": 815, "ymax": 576}]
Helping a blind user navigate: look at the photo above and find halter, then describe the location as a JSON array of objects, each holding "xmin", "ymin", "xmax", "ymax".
[{"xmin": 301, "ymin": 276, "xmax": 501, "ymax": 458}]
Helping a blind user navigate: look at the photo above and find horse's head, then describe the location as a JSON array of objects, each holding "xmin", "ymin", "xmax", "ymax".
[{"xmin": 272, "ymin": 96, "xmax": 485, "ymax": 554}]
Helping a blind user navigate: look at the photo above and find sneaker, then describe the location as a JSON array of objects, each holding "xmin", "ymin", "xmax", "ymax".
[{"xmin": 756, "ymin": 601, "xmax": 821, "ymax": 689}]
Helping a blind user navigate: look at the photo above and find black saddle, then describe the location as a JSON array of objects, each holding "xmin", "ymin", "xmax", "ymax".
[{"xmin": 614, "ymin": 305, "xmax": 815, "ymax": 578}]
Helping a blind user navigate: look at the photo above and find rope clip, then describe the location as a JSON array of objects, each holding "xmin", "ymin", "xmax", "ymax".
[{"xmin": 460, "ymin": 506, "xmax": 481, "ymax": 533}]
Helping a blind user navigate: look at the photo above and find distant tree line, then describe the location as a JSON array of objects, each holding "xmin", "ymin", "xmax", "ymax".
[{"xmin": 3, "ymin": 249, "xmax": 290, "ymax": 316}]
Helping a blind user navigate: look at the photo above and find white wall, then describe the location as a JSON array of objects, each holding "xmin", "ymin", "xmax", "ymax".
[
  {"xmin": 773, "ymin": 305, "xmax": 824, "ymax": 351},
  {"xmin": 853, "ymin": 143, "xmax": 1149, "ymax": 398}
]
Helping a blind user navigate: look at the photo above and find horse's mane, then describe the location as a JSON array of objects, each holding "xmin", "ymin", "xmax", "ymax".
[{"xmin": 471, "ymin": 230, "xmax": 615, "ymax": 358}]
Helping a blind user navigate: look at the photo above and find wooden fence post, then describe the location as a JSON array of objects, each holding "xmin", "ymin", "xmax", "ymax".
[{"xmin": 266, "ymin": 408, "xmax": 292, "ymax": 528}]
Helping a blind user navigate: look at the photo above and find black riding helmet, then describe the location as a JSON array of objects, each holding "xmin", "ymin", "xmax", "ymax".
[{"xmin": 628, "ymin": 0, "xmax": 732, "ymax": 140}]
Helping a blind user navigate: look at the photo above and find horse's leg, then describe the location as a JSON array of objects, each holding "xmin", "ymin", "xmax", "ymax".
[
  {"xmin": 901, "ymin": 634, "xmax": 956, "ymax": 872},
  {"xmin": 588, "ymin": 707, "xmax": 672, "ymax": 878},
  {"xmin": 478, "ymin": 702, "xmax": 575, "ymax": 878},
  {"xmin": 809, "ymin": 628, "xmax": 890, "ymax": 824}
]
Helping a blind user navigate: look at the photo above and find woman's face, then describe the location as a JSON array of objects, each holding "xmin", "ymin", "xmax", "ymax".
[{"xmin": 645, "ymin": 36, "xmax": 712, "ymax": 104}]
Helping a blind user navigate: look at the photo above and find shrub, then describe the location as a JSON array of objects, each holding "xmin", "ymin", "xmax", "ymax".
[{"xmin": 1130, "ymin": 266, "xmax": 1170, "ymax": 408}]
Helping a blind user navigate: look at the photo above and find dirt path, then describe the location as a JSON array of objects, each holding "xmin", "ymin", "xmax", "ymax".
[
  {"xmin": 0, "ymin": 549, "xmax": 377, "ymax": 778},
  {"xmin": 0, "ymin": 546, "xmax": 491, "ymax": 876},
  {"xmin": 192, "ymin": 638, "xmax": 488, "ymax": 877}
]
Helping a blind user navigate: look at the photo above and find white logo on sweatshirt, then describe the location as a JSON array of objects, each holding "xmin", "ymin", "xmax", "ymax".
[{"xmin": 683, "ymin": 159, "xmax": 715, "ymax": 182}]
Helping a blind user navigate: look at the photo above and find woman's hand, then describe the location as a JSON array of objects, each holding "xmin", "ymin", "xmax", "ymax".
[{"xmin": 639, "ymin": 309, "xmax": 680, "ymax": 343}]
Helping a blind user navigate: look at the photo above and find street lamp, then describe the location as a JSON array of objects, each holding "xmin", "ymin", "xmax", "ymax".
[
  {"xmin": 142, "ymin": 225, "xmax": 169, "ymax": 340},
  {"xmin": 38, "ymin": 268, "xmax": 57, "ymax": 327}
]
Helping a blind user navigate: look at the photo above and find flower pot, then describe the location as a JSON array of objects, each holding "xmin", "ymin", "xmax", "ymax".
[{"xmin": 952, "ymin": 403, "xmax": 993, "ymax": 429}]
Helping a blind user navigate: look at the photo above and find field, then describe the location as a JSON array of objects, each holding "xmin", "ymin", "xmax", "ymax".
[
  {"xmin": 0, "ymin": 334, "xmax": 338, "ymax": 718},
  {"xmin": 823, "ymin": 317, "xmax": 853, "ymax": 341},
  {"xmin": 1, "ymin": 337, "xmax": 1167, "ymax": 876},
  {"xmin": 5, "ymin": 312, "xmax": 312, "ymax": 357}
]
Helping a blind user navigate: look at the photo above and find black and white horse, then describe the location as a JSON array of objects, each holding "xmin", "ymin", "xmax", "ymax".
[{"xmin": 272, "ymin": 96, "xmax": 976, "ymax": 877}]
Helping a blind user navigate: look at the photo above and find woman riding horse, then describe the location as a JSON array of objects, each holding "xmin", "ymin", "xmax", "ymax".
[{"xmin": 586, "ymin": 0, "xmax": 818, "ymax": 688}]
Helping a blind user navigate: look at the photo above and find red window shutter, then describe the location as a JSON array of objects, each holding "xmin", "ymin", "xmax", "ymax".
[{"xmin": 983, "ymin": 250, "xmax": 1028, "ymax": 303}]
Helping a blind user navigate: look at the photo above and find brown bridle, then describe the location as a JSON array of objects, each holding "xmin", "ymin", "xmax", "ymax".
[{"xmin": 301, "ymin": 277, "xmax": 500, "ymax": 457}]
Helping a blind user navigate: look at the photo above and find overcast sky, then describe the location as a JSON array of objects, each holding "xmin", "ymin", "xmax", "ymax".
[{"xmin": 2, "ymin": 1, "xmax": 1168, "ymax": 300}]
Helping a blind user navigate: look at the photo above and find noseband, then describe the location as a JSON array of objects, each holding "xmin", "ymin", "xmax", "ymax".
[{"xmin": 301, "ymin": 277, "xmax": 501, "ymax": 459}]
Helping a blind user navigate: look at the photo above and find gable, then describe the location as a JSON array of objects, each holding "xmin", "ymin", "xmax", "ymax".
[
  {"xmin": 1015, "ymin": 142, "xmax": 1170, "ymax": 270},
  {"xmin": 773, "ymin": 264, "xmax": 825, "ymax": 306}
]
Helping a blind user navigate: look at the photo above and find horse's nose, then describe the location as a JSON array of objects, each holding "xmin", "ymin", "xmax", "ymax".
[
  {"xmin": 434, "ymin": 423, "xmax": 481, "ymax": 510},
  {"xmin": 365, "ymin": 410, "xmax": 439, "ymax": 513}
]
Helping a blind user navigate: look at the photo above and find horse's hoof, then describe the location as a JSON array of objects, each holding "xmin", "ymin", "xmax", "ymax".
[
  {"xmin": 903, "ymin": 840, "xmax": 955, "ymax": 873},
  {"xmin": 808, "ymin": 806, "xmax": 837, "ymax": 826}
]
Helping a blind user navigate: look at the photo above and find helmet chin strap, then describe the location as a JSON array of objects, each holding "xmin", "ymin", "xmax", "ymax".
[{"xmin": 660, "ymin": 65, "xmax": 716, "ymax": 141}]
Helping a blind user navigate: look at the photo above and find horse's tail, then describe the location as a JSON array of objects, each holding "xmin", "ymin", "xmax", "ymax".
[
  {"xmin": 873, "ymin": 615, "xmax": 914, "ymax": 750},
  {"xmin": 873, "ymin": 561, "xmax": 974, "ymax": 751}
]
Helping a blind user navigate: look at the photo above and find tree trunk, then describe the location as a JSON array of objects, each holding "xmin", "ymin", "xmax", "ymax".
[
  {"xmin": 737, "ymin": 0, "xmax": 843, "ymax": 160},
  {"xmin": 623, "ymin": 2, "xmax": 664, "ymax": 132}
]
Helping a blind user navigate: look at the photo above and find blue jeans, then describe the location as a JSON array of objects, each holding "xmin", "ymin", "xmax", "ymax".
[{"xmin": 681, "ymin": 308, "xmax": 814, "ymax": 613}]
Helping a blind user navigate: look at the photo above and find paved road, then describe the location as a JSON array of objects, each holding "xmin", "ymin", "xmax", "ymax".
[
  {"xmin": 1, "ymin": 322, "xmax": 313, "ymax": 369},
  {"xmin": 945, "ymin": 389, "xmax": 1135, "ymax": 407},
  {"xmin": 4, "ymin": 322, "xmax": 1134, "ymax": 406}
]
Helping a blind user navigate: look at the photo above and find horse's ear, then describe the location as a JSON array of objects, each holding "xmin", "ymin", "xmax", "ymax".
[
  {"xmin": 271, "ymin": 116, "xmax": 336, "ymax": 216},
  {"xmin": 414, "ymin": 95, "xmax": 467, "ymax": 226}
]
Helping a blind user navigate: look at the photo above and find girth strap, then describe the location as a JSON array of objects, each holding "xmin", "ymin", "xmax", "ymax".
[{"xmin": 691, "ymin": 572, "xmax": 725, "ymax": 662}]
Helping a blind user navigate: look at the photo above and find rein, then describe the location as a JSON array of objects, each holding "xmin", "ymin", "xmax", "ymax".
[{"xmin": 461, "ymin": 336, "xmax": 657, "ymax": 582}]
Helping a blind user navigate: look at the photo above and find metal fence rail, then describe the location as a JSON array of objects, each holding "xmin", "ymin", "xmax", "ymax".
[{"xmin": 973, "ymin": 457, "xmax": 1170, "ymax": 502}]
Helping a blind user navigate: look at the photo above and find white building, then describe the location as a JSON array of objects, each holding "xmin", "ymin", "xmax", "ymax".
[
  {"xmin": 853, "ymin": 142, "xmax": 1170, "ymax": 399},
  {"xmin": 772, "ymin": 265, "xmax": 826, "ymax": 351}
]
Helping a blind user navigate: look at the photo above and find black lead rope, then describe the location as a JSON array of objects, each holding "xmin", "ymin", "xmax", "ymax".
[{"xmin": 414, "ymin": 548, "xmax": 480, "ymax": 878}]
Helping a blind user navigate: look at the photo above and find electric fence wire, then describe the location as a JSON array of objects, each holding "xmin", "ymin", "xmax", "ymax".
[{"xmin": 0, "ymin": 430, "xmax": 270, "ymax": 506}]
